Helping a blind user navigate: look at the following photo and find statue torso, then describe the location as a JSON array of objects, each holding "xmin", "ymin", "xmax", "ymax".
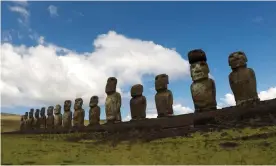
[
  {"xmin": 105, "ymin": 92, "xmax": 121, "ymax": 121},
  {"xmin": 229, "ymin": 68, "xmax": 258, "ymax": 104},
  {"xmin": 54, "ymin": 114, "xmax": 62, "ymax": 127},
  {"xmin": 155, "ymin": 89, "xmax": 173, "ymax": 116},
  {"xmin": 191, "ymin": 78, "xmax": 217, "ymax": 110},
  {"xmin": 63, "ymin": 111, "xmax": 72, "ymax": 127},
  {"xmin": 130, "ymin": 96, "xmax": 146, "ymax": 119},
  {"xmin": 89, "ymin": 106, "xmax": 100, "ymax": 125}
]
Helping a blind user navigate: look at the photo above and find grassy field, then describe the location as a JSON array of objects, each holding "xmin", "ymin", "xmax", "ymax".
[{"xmin": 1, "ymin": 113, "xmax": 276, "ymax": 165}]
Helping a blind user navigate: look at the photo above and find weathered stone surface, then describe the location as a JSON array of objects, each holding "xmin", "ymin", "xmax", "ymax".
[
  {"xmin": 46, "ymin": 106, "xmax": 54, "ymax": 129},
  {"xmin": 73, "ymin": 98, "xmax": 85, "ymax": 127},
  {"xmin": 188, "ymin": 49, "xmax": 217, "ymax": 113},
  {"xmin": 34, "ymin": 109, "xmax": 40, "ymax": 129},
  {"xmin": 191, "ymin": 78, "xmax": 217, "ymax": 112},
  {"xmin": 20, "ymin": 115, "xmax": 24, "ymax": 131},
  {"xmin": 27, "ymin": 109, "xmax": 35, "ymax": 129},
  {"xmin": 63, "ymin": 100, "xmax": 72, "ymax": 129},
  {"xmin": 23, "ymin": 112, "xmax": 28, "ymax": 130},
  {"xmin": 155, "ymin": 74, "xmax": 174, "ymax": 117},
  {"xmin": 54, "ymin": 104, "xmax": 62, "ymax": 128},
  {"xmin": 3, "ymin": 98, "xmax": 276, "ymax": 136},
  {"xmin": 105, "ymin": 77, "xmax": 122, "ymax": 123},
  {"xmin": 188, "ymin": 49, "xmax": 207, "ymax": 64},
  {"xmin": 39, "ymin": 107, "xmax": 46, "ymax": 129},
  {"xmin": 130, "ymin": 84, "xmax": 146, "ymax": 120},
  {"xmin": 228, "ymin": 51, "xmax": 259, "ymax": 106},
  {"xmin": 89, "ymin": 96, "xmax": 101, "ymax": 126}
]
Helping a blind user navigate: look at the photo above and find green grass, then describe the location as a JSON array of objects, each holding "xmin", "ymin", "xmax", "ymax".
[
  {"xmin": 1, "ymin": 113, "xmax": 276, "ymax": 164},
  {"xmin": 2, "ymin": 126, "xmax": 276, "ymax": 165}
]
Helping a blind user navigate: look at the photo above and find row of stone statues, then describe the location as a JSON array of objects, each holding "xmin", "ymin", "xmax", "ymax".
[{"xmin": 20, "ymin": 50, "xmax": 260, "ymax": 130}]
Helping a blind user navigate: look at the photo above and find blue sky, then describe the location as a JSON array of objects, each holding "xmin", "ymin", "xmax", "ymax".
[{"xmin": 1, "ymin": 1, "xmax": 276, "ymax": 120}]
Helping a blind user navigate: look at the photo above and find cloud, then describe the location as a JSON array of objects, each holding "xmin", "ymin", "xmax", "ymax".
[
  {"xmin": 8, "ymin": 5, "xmax": 30, "ymax": 25},
  {"xmin": 1, "ymin": 31, "xmax": 13, "ymax": 42},
  {"xmin": 219, "ymin": 87, "xmax": 276, "ymax": 107},
  {"xmin": 1, "ymin": 31, "xmax": 190, "ymax": 109},
  {"xmin": 48, "ymin": 5, "xmax": 58, "ymax": 17},
  {"xmin": 252, "ymin": 16, "xmax": 264, "ymax": 23},
  {"xmin": 73, "ymin": 10, "xmax": 84, "ymax": 17},
  {"xmin": 12, "ymin": 0, "xmax": 28, "ymax": 7},
  {"xmin": 258, "ymin": 87, "xmax": 276, "ymax": 100}
]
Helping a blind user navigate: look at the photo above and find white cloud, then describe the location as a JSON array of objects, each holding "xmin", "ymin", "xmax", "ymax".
[
  {"xmin": 8, "ymin": 5, "xmax": 30, "ymax": 25},
  {"xmin": 12, "ymin": 0, "xmax": 28, "ymax": 7},
  {"xmin": 1, "ymin": 31, "xmax": 190, "ymax": 109},
  {"xmin": 259, "ymin": 87, "xmax": 276, "ymax": 100},
  {"xmin": 1, "ymin": 31, "xmax": 13, "ymax": 42},
  {"xmin": 219, "ymin": 87, "xmax": 276, "ymax": 107},
  {"xmin": 48, "ymin": 5, "xmax": 58, "ymax": 17}
]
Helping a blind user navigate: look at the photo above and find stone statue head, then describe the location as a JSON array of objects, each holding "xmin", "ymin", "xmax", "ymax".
[
  {"xmin": 190, "ymin": 61, "xmax": 210, "ymax": 81},
  {"xmin": 24, "ymin": 112, "xmax": 28, "ymax": 120},
  {"xmin": 228, "ymin": 51, "xmax": 247, "ymax": 69},
  {"xmin": 54, "ymin": 104, "xmax": 61, "ymax": 114},
  {"xmin": 105, "ymin": 77, "xmax": 117, "ymax": 94},
  {"xmin": 35, "ymin": 109, "xmax": 40, "ymax": 118},
  {"xmin": 47, "ymin": 106, "xmax": 54, "ymax": 116},
  {"xmin": 131, "ymin": 84, "xmax": 143, "ymax": 97},
  {"xmin": 89, "ymin": 96, "xmax": 99, "ymax": 107},
  {"xmin": 155, "ymin": 74, "xmax": 169, "ymax": 91},
  {"xmin": 74, "ymin": 98, "xmax": 83, "ymax": 110},
  {"xmin": 40, "ymin": 107, "xmax": 45, "ymax": 117},
  {"xmin": 188, "ymin": 49, "xmax": 207, "ymax": 64},
  {"xmin": 29, "ymin": 109, "xmax": 34, "ymax": 118},
  {"xmin": 64, "ymin": 100, "xmax": 72, "ymax": 112}
]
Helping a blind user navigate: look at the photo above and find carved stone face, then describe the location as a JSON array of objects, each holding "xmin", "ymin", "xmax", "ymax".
[
  {"xmin": 47, "ymin": 106, "xmax": 54, "ymax": 115},
  {"xmin": 131, "ymin": 84, "xmax": 143, "ymax": 97},
  {"xmin": 190, "ymin": 61, "xmax": 209, "ymax": 81},
  {"xmin": 105, "ymin": 77, "xmax": 117, "ymax": 94},
  {"xmin": 29, "ymin": 109, "xmax": 34, "ymax": 118},
  {"xmin": 35, "ymin": 109, "xmax": 40, "ymax": 118},
  {"xmin": 228, "ymin": 51, "xmax": 247, "ymax": 69},
  {"xmin": 155, "ymin": 74, "xmax": 169, "ymax": 91},
  {"xmin": 90, "ymin": 96, "xmax": 98, "ymax": 107},
  {"xmin": 64, "ymin": 100, "xmax": 71, "ymax": 111},
  {"xmin": 74, "ymin": 98, "xmax": 83, "ymax": 110},
  {"xmin": 40, "ymin": 107, "xmax": 45, "ymax": 116},
  {"xmin": 54, "ymin": 104, "xmax": 61, "ymax": 114}
]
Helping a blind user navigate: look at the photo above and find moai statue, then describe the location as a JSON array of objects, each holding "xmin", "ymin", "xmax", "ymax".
[
  {"xmin": 63, "ymin": 100, "xmax": 72, "ymax": 129},
  {"xmin": 27, "ymin": 109, "xmax": 35, "ymax": 129},
  {"xmin": 105, "ymin": 77, "xmax": 122, "ymax": 123},
  {"xmin": 34, "ymin": 109, "xmax": 40, "ymax": 129},
  {"xmin": 54, "ymin": 104, "xmax": 62, "ymax": 129},
  {"xmin": 155, "ymin": 74, "xmax": 174, "ymax": 118},
  {"xmin": 73, "ymin": 98, "xmax": 85, "ymax": 127},
  {"xmin": 188, "ymin": 49, "xmax": 217, "ymax": 113},
  {"xmin": 89, "ymin": 96, "xmax": 101, "ymax": 126},
  {"xmin": 130, "ymin": 84, "xmax": 147, "ymax": 120},
  {"xmin": 228, "ymin": 51, "xmax": 260, "ymax": 106},
  {"xmin": 20, "ymin": 115, "xmax": 24, "ymax": 131},
  {"xmin": 39, "ymin": 107, "xmax": 47, "ymax": 129},
  {"xmin": 46, "ymin": 106, "xmax": 54, "ymax": 129},
  {"xmin": 23, "ymin": 112, "xmax": 28, "ymax": 130}
]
